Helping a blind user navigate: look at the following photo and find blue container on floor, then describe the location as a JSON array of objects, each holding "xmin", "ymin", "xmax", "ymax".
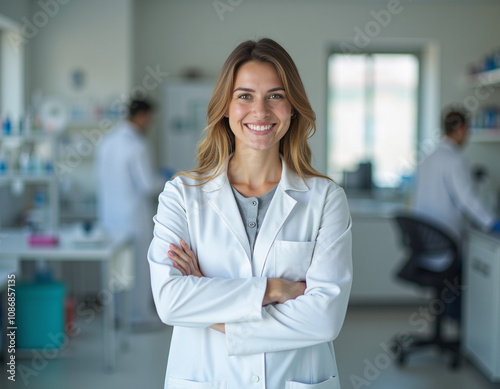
[{"xmin": 16, "ymin": 282, "xmax": 66, "ymax": 349}]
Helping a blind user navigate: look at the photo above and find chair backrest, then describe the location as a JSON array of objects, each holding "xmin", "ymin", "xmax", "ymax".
[{"xmin": 393, "ymin": 213, "xmax": 459, "ymax": 272}]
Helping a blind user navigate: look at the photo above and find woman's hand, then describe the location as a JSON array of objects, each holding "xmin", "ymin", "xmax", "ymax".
[
  {"xmin": 263, "ymin": 278, "xmax": 306, "ymax": 305},
  {"xmin": 210, "ymin": 323, "xmax": 226, "ymax": 333},
  {"xmin": 168, "ymin": 240, "xmax": 204, "ymax": 277}
]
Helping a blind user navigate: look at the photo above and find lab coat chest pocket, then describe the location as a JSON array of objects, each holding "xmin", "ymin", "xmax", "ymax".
[
  {"xmin": 274, "ymin": 240, "xmax": 316, "ymax": 281},
  {"xmin": 167, "ymin": 377, "xmax": 226, "ymax": 389},
  {"xmin": 286, "ymin": 376, "xmax": 340, "ymax": 389}
]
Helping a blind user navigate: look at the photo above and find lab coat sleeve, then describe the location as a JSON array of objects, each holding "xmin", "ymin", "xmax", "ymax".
[
  {"xmin": 148, "ymin": 180, "xmax": 267, "ymax": 328},
  {"xmin": 225, "ymin": 188, "xmax": 353, "ymax": 356},
  {"xmin": 446, "ymin": 157, "xmax": 495, "ymax": 231},
  {"xmin": 129, "ymin": 142, "xmax": 164, "ymax": 197}
]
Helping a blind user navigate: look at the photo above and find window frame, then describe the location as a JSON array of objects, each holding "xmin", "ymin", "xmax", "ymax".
[
  {"xmin": 326, "ymin": 47, "xmax": 423, "ymax": 188},
  {"xmin": 0, "ymin": 13, "xmax": 24, "ymax": 122}
]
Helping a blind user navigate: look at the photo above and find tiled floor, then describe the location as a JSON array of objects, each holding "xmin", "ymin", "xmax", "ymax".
[
  {"xmin": 335, "ymin": 306, "xmax": 500, "ymax": 389},
  {"xmin": 1, "ymin": 305, "xmax": 499, "ymax": 389}
]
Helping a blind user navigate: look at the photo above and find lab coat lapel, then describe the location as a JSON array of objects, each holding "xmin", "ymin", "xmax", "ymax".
[
  {"xmin": 253, "ymin": 187, "xmax": 296, "ymax": 276},
  {"xmin": 253, "ymin": 160, "xmax": 309, "ymax": 276},
  {"xmin": 206, "ymin": 174, "xmax": 252, "ymax": 263}
]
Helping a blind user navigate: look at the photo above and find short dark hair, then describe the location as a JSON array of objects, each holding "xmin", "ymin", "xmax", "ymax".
[
  {"xmin": 443, "ymin": 107, "xmax": 468, "ymax": 135},
  {"xmin": 128, "ymin": 99, "xmax": 154, "ymax": 119}
]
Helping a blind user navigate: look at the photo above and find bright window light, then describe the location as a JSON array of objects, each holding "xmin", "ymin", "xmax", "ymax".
[{"xmin": 328, "ymin": 53, "xmax": 419, "ymax": 188}]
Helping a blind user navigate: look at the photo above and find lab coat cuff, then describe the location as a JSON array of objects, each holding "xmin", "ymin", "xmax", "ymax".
[
  {"xmin": 225, "ymin": 277, "xmax": 267, "ymax": 356},
  {"xmin": 240, "ymin": 276, "xmax": 266, "ymax": 322},
  {"xmin": 225, "ymin": 309, "xmax": 265, "ymax": 356}
]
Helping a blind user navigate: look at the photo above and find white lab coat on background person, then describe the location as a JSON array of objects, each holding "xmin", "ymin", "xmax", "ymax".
[
  {"xmin": 148, "ymin": 158, "xmax": 353, "ymax": 389},
  {"xmin": 97, "ymin": 120, "xmax": 164, "ymax": 324},
  {"xmin": 414, "ymin": 137, "xmax": 495, "ymax": 242}
]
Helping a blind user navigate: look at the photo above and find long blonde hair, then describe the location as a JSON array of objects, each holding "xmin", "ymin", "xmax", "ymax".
[{"xmin": 179, "ymin": 38, "xmax": 330, "ymax": 183}]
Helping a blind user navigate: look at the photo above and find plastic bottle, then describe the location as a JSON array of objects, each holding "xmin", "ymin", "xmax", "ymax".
[
  {"xmin": 485, "ymin": 106, "xmax": 495, "ymax": 128},
  {"xmin": 19, "ymin": 147, "xmax": 31, "ymax": 175},
  {"xmin": 34, "ymin": 260, "xmax": 53, "ymax": 283},
  {"xmin": 30, "ymin": 188, "xmax": 50, "ymax": 232},
  {"xmin": 10, "ymin": 115, "xmax": 19, "ymax": 135},
  {"xmin": 23, "ymin": 111, "xmax": 32, "ymax": 135},
  {"xmin": 2, "ymin": 115, "xmax": 12, "ymax": 135},
  {"xmin": 0, "ymin": 151, "xmax": 8, "ymax": 175}
]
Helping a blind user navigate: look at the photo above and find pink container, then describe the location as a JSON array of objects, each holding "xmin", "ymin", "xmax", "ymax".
[{"xmin": 28, "ymin": 234, "xmax": 59, "ymax": 246}]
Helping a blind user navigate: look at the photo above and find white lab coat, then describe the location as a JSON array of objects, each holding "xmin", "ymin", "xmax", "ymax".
[
  {"xmin": 96, "ymin": 121, "xmax": 164, "ymax": 321},
  {"xmin": 148, "ymin": 158, "xmax": 352, "ymax": 389},
  {"xmin": 414, "ymin": 138, "xmax": 495, "ymax": 241}
]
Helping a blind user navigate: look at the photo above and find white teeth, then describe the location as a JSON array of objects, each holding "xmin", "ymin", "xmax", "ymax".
[{"xmin": 246, "ymin": 124, "xmax": 273, "ymax": 131}]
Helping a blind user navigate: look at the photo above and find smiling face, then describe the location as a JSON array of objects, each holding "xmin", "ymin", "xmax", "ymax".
[{"xmin": 227, "ymin": 61, "xmax": 294, "ymax": 156}]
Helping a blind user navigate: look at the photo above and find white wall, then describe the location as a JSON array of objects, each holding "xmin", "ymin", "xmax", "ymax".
[
  {"xmin": 22, "ymin": 0, "xmax": 133, "ymax": 198},
  {"xmin": 0, "ymin": 1, "xmax": 30, "ymax": 24},
  {"xmin": 134, "ymin": 0, "xmax": 500, "ymax": 185},
  {"xmin": 27, "ymin": 0, "xmax": 132, "ymax": 104},
  {"xmin": 13, "ymin": 0, "xmax": 500, "ymax": 191},
  {"xmin": 0, "ymin": 15, "xmax": 24, "ymax": 121}
]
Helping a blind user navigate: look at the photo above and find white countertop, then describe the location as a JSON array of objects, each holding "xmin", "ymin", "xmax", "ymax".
[
  {"xmin": 0, "ymin": 229, "xmax": 131, "ymax": 261},
  {"xmin": 468, "ymin": 227, "xmax": 500, "ymax": 244},
  {"xmin": 347, "ymin": 198, "xmax": 408, "ymax": 218}
]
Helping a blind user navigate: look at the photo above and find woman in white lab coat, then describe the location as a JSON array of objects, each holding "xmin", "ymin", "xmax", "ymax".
[{"xmin": 148, "ymin": 38, "xmax": 352, "ymax": 389}]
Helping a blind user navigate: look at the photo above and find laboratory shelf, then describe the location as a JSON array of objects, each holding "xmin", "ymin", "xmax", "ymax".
[
  {"xmin": 470, "ymin": 129, "xmax": 500, "ymax": 142},
  {"xmin": 0, "ymin": 174, "xmax": 55, "ymax": 182},
  {"xmin": 0, "ymin": 132, "xmax": 55, "ymax": 141},
  {"xmin": 0, "ymin": 128, "xmax": 60, "ymax": 231},
  {"xmin": 0, "ymin": 174, "xmax": 55, "ymax": 184},
  {"xmin": 467, "ymin": 67, "xmax": 500, "ymax": 87}
]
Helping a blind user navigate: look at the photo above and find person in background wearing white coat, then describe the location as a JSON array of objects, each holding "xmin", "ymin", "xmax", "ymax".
[
  {"xmin": 414, "ymin": 107, "xmax": 500, "ymax": 244},
  {"xmin": 97, "ymin": 99, "xmax": 164, "ymax": 328},
  {"xmin": 148, "ymin": 38, "xmax": 352, "ymax": 389}
]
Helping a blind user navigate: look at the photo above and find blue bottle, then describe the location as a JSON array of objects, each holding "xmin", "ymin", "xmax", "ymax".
[{"xmin": 2, "ymin": 116, "xmax": 12, "ymax": 135}]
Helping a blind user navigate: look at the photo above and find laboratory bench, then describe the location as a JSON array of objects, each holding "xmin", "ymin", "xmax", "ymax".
[
  {"xmin": 0, "ymin": 228, "xmax": 134, "ymax": 371},
  {"xmin": 463, "ymin": 228, "xmax": 500, "ymax": 382},
  {"xmin": 347, "ymin": 197, "xmax": 427, "ymax": 304}
]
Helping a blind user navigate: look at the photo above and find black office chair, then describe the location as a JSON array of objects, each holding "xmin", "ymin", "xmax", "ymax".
[{"xmin": 390, "ymin": 213, "xmax": 461, "ymax": 369}]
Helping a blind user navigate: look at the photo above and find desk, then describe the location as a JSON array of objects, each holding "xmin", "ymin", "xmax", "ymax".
[{"xmin": 0, "ymin": 229, "xmax": 134, "ymax": 371}]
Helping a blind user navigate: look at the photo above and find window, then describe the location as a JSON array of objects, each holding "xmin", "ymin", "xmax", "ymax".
[
  {"xmin": 0, "ymin": 14, "xmax": 24, "ymax": 121},
  {"xmin": 327, "ymin": 52, "xmax": 419, "ymax": 188}
]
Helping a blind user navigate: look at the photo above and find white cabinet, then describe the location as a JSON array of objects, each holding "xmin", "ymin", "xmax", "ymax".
[
  {"xmin": 464, "ymin": 230, "xmax": 500, "ymax": 382},
  {"xmin": 349, "ymin": 200, "xmax": 426, "ymax": 304},
  {"xmin": 161, "ymin": 80, "xmax": 215, "ymax": 173}
]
